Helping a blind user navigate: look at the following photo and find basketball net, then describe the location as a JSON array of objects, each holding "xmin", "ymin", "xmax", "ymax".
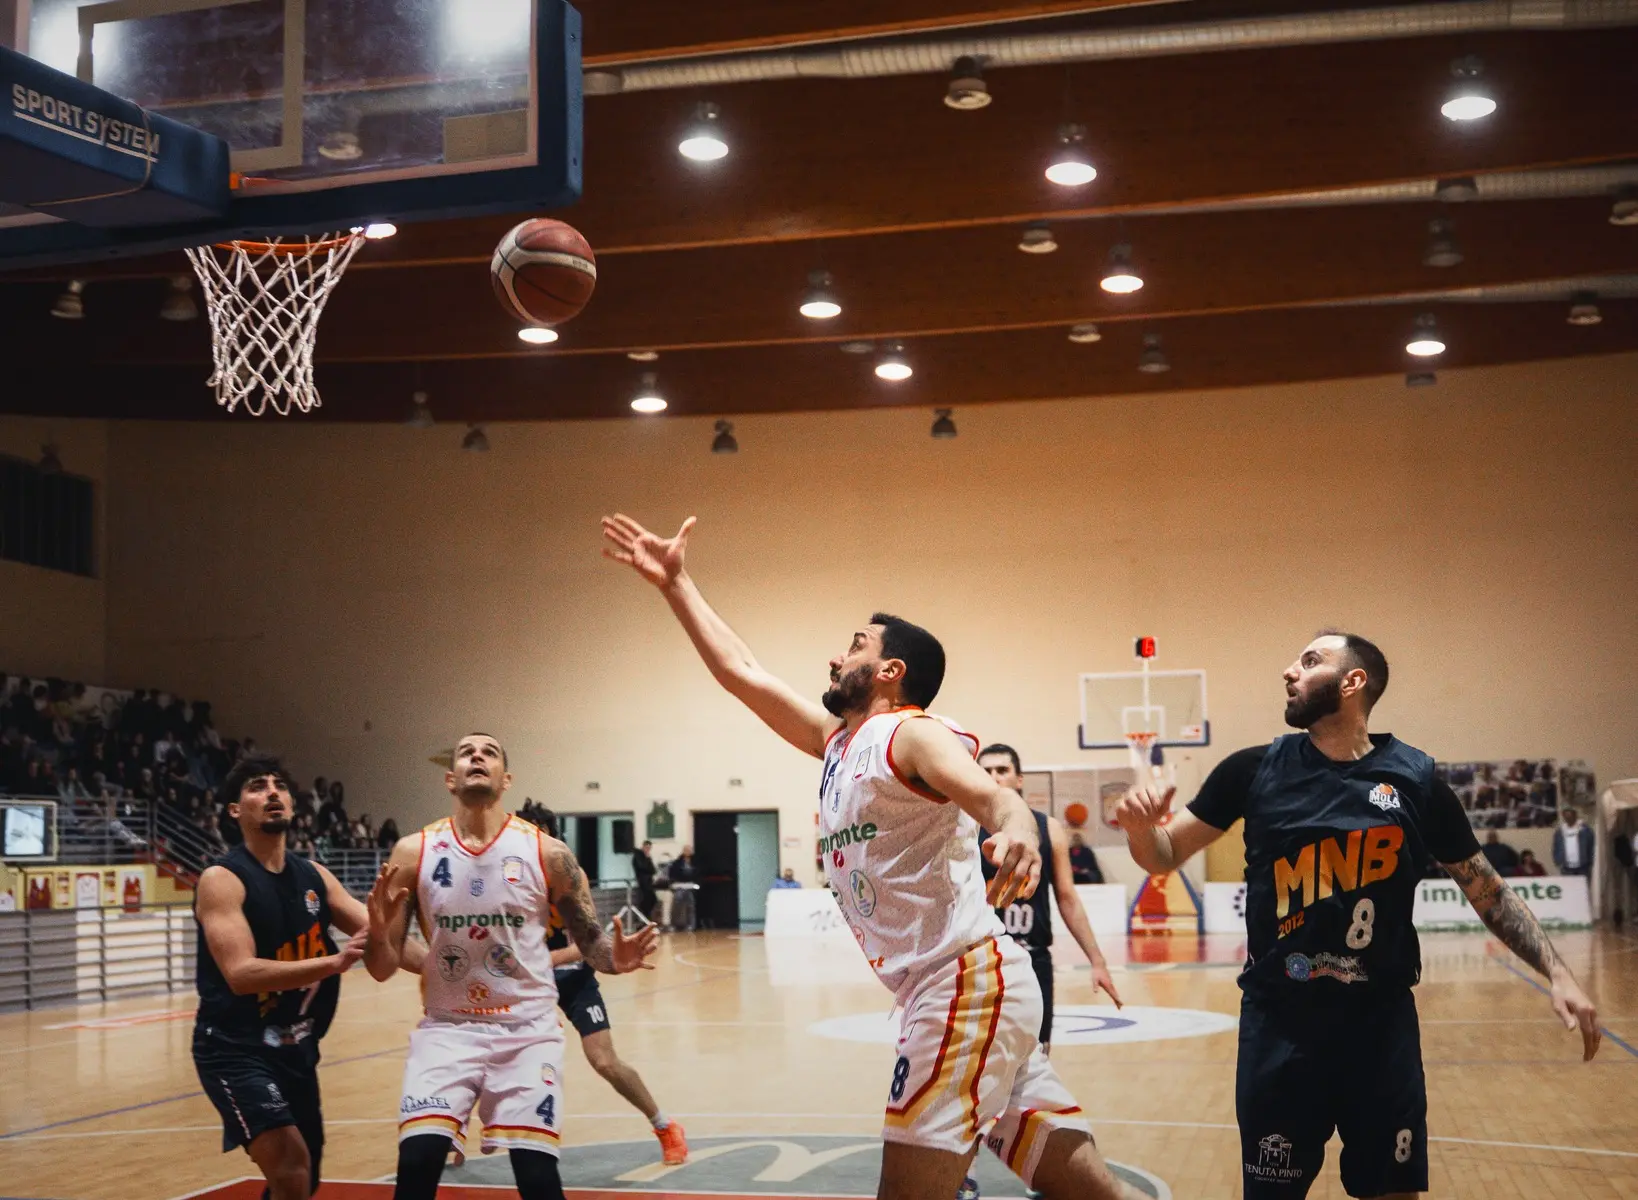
[
  {"xmin": 184, "ymin": 231, "xmax": 366, "ymax": 416},
  {"xmin": 1124, "ymin": 730, "xmax": 1162, "ymax": 782}
]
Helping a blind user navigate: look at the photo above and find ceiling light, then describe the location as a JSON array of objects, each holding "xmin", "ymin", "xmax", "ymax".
[
  {"xmin": 678, "ymin": 101, "xmax": 728, "ymax": 161},
  {"xmin": 1018, "ymin": 222, "xmax": 1058, "ymax": 254},
  {"xmin": 798, "ymin": 270, "xmax": 841, "ymax": 320},
  {"xmin": 944, "ymin": 56, "xmax": 991, "ymax": 111},
  {"xmin": 407, "ymin": 390, "xmax": 435, "ymax": 428},
  {"xmin": 318, "ymin": 131, "xmax": 362, "ymax": 161},
  {"xmin": 50, "ymin": 280, "xmax": 84, "ymax": 320},
  {"xmin": 518, "ymin": 326, "xmax": 559, "ymax": 344},
  {"xmin": 1435, "ymin": 176, "xmax": 1478, "ymax": 203},
  {"xmin": 1045, "ymin": 122, "xmax": 1096, "ymax": 187},
  {"xmin": 930, "ymin": 409, "xmax": 957, "ymax": 439},
  {"xmin": 1567, "ymin": 291, "xmax": 1602, "ymax": 326},
  {"xmin": 160, "ymin": 275, "xmax": 198, "ymax": 322},
  {"xmin": 711, "ymin": 420, "xmax": 738, "ymax": 454},
  {"xmin": 631, "ymin": 372, "xmax": 667, "ymax": 413},
  {"xmin": 875, "ymin": 345, "xmax": 912, "ymax": 382},
  {"xmin": 1067, "ymin": 322, "xmax": 1101, "ymax": 343},
  {"xmin": 362, "ymin": 222, "xmax": 397, "ymax": 239},
  {"xmin": 38, "ymin": 443, "xmax": 63, "ymax": 473},
  {"xmin": 627, "ymin": 350, "xmax": 659, "ymax": 362},
  {"xmin": 1441, "ymin": 56, "xmax": 1496, "ymax": 122},
  {"xmin": 1405, "ymin": 371, "xmax": 1438, "ymax": 388},
  {"xmin": 1405, "ymin": 313, "xmax": 1446, "ymax": 357},
  {"xmin": 1610, "ymin": 187, "xmax": 1638, "ymax": 227},
  {"xmin": 1423, "ymin": 218, "xmax": 1463, "ymax": 268},
  {"xmin": 461, "ymin": 424, "xmax": 489, "ymax": 452},
  {"xmin": 1100, "ymin": 242, "xmax": 1144, "ymax": 294},
  {"xmin": 1137, "ymin": 332, "xmax": 1170, "ymax": 374}
]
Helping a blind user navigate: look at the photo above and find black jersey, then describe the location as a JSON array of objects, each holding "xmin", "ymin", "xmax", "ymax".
[
  {"xmin": 546, "ymin": 900, "xmax": 590, "ymax": 981},
  {"xmin": 980, "ymin": 808, "xmax": 1054, "ymax": 952},
  {"xmin": 1189, "ymin": 733, "xmax": 1479, "ymax": 997},
  {"xmin": 194, "ymin": 845, "xmax": 339, "ymax": 1059}
]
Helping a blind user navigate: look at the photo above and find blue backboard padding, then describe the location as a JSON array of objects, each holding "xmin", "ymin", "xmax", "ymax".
[
  {"xmin": 0, "ymin": 1, "xmax": 581, "ymax": 268},
  {"xmin": 0, "ymin": 46, "xmax": 231, "ymax": 228}
]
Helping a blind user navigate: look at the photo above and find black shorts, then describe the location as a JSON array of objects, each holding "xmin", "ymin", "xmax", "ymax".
[
  {"xmin": 193, "ymin": 1030, "xmax": 325, "ymax": 1165},
  {"xmin": 556, "ymin": 965, "xmax": 612, "ymax": 1037},
  {"xmin": 1236, "ymin": 988, "xmax": 1427, "ymax": 1200},
  {"xmin": 1029, "ymin": 947, "xmax": 1054, "ymax": 1047}
]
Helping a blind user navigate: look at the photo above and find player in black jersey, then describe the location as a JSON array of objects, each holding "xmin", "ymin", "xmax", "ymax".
[
  {"xmin": 978, "ymin": 744, "xmax": 1122, "ymax": 1050},
  {"xmin": 538, "ymin": 814, "xmax": 688, "ymax": 1165},
  {"xmin": 1117, "ymin": 631, "xmax": 1601, "ymax": 1200},
  {"xmin": 193, "ymin": 755, "xmax": 374, "ymax": 1200}
]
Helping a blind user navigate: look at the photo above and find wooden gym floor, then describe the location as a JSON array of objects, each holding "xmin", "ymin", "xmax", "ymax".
[{"xmin": 2, "ymin": 929, "xmax": 1636, "ymax": 1200}]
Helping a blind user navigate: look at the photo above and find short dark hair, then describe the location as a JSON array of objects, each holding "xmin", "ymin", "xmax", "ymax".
[
  {"xmin": 871, "ymin": 612, "xmax": 946, "ymax": 709},
  {"xmin": 220, "ymin": 754, "xmax": 295, "ymax": 807},
  {"xmin": 457, "ymin": 731, "xmax": 508, "ymax": 768},
  {"xmin": 1317, "ymin": 629, "xmax": 1390, "ymax": 712},
  {"xmin": 978, "ymin": 743, "xmax": 1023, "ymax": 774}
]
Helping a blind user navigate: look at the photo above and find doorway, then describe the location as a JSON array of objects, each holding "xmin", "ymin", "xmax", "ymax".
[
  {"xmin": 556, "ymin": 813, "xmax": 635, "ymax": 887},
  {"xmin": 691, "ymin": 809, "xmax": 781, "ymax": 930}
]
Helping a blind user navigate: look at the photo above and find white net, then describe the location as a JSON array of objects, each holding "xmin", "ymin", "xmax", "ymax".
[{"xmin": 184, "ymin": 232, "xmax": 366, "ymax": 416}]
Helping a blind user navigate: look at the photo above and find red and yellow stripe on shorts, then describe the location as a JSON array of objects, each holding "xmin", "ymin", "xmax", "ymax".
[
  {"xmin": 399, "ymin": 1111, "xmax": 465, "ymax": 1147},
  {"xmin": 483, "ymin": 1124, "xmax": 561, "ymax": 1151},
  {"xmin": 884, "ymin": 937, "xmax": 1006, "ymax": 1139}
]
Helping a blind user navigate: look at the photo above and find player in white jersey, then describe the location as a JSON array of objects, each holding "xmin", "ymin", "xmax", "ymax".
[
  {"xmin": 365, "ymin": 732, "xmax": 657, "ymax": 1200},
  {"xmin": 602, "ymin": 513, "xmax": 1139, "ymax": 1200}
]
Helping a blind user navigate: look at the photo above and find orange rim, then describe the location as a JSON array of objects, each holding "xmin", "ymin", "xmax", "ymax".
[{"xmin": 212, "ymin": 233, "xmax": 363, "ymax": 254}]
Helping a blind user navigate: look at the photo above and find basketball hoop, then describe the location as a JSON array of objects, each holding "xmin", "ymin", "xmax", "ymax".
[
  {"xmin": 184, "ymin": 230, "xmax": 367, "ymax": 416},
  {"xmin": 1124, "ymin": 731, "xmax": 1160, "ymax": 776}
]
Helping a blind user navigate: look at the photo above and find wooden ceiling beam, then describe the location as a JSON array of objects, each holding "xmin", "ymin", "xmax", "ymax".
[
  {"xmin": 9, "ymin": 301, "xmax": 1635, "ymax": 422},
  {"xmin": 15, "ymin": 197, "xmax": 1631, "ymax": 364}
]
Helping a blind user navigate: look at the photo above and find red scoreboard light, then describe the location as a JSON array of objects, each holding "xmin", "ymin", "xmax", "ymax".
[{"xmin": 1134, "ymin": 636, "xmax": 1158, "ymax": 660}]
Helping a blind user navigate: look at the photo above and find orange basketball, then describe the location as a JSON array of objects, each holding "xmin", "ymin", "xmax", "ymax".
[
  {"xmin": 1064, "ymin": 802, "xmax": 1090, "ymax": 828},
  {"xmin": 491, "ymin": 218, "xmax": 597, "ymax": 326}
]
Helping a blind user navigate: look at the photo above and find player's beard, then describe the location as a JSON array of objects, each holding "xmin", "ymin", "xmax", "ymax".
[
  {"xmin": 822, "ymin": 663, "xmax": 875, "ymax": 717},
  {"xmin": 1285, "ymin": 674, "xmax": 1343, "ymax": 729},
  {"xmin": 259, "ymin": 816, "xmax": 289, "ymax": 834}
]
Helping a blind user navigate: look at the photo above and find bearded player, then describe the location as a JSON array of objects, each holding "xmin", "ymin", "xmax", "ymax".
[
  {"xmin": 603, "ymin": 513, "xmax": 1140, "ymax": 1200},
  {"xmin": 365, "ymin": 733, "xmax": 657, "ymax": 1200},
  {"xmin": 1116, "ymin": 631, "xmax": 1601, "ymax": 1200}
]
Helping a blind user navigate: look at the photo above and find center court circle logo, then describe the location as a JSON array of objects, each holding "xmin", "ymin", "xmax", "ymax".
[
  {"xmin": 809, "ymin": 1004, "xmax": 1237, "ymax": 1046},
  {"xmin": 445, "ymin": 1133, "xmax": 1170, "ymax": 1198}
]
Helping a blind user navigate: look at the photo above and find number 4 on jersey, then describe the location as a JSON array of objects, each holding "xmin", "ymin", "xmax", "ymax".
[
  {"xmin": 431, "ymin": 857, "xmax": 453, "ymax": 888},
  {"xmin": 536, "ymin": 1093, "xmax": 556, "ymax": 1126}
]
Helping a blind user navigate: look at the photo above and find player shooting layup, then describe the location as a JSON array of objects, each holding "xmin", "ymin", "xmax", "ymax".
[
  {"xmin": 365, "ymin": 732, "xmax": 657, "ymax": 1200},
  {"xmin": 1117, "ymin": 631, "xmax": 1600, "ymax": 1200},
  {"xmin": 602, "ymin": 513, "xmax": 1141, "ymax": 1200}
]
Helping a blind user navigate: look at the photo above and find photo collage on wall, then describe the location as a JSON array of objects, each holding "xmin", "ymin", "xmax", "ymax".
[{"xmin": 1436, "ymin": 759, "xmax": 1597, "ymax": 830}]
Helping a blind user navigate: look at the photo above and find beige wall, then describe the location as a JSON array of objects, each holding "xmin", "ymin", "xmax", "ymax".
[
  {"xmin": 0, "ymin": 417, "xmax": 108, "ymax": 683},
  {"xmin": 96, "ymin": 353, "xmax": 1638, "ymax": 879}
]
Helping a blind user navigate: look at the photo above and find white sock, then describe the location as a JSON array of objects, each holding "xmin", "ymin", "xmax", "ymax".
[{"xmin": 651, "ymin": 1112, "xmax": 670, "ymax": 1131}]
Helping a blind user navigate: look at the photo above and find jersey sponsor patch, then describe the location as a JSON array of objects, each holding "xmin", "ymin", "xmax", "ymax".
[
  {"xmin": 486, "ymin": 944, "xmax": 518, "ymax": 977},
  {"xmin": 1284, "ymin": 951, "xmax": 1368, "ymax": 983},
  {"xmin": 502, "ymin": 856, "xmax": 525, "ymax": 884},
  {"xmin": 437, "ymin": 944, "xmax": 471, "ymax": 981},
  {"xmin": 467, "ymin": 981, "xmax": 491, "ymax": 1005},
  {"xmin": 470, "ymin": 876, "xmax": 486, "ymax": 897},
  {"xmin": 303, "ymin": 888, "xmax": 320, "ymax": 916},
  {"xmin": 848, "ymin": 870, "xmax": 877, "ymax": 918},
  {"xmin": 1368, "ymin": 783, "xmax": 1402, "ymax": 811}
]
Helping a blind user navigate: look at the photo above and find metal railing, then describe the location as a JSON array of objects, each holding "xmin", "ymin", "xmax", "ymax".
[{"xmin": 0, "ymin": 902, "xmax": 196, "ymax": 1012}]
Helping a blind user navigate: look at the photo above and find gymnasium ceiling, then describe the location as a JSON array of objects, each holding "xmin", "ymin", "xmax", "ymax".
[{"xmin": 3, "ymin": 0, "xmax": 1638, "ymax": 424}]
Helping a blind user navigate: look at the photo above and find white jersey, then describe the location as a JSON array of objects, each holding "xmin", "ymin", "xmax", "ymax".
[
  {"xmin": 414, "ymin": 814, "xmax": 558, "ymax": 1024},
  {"xmin": 818, "ymin": 707, "xmax": 1005, "ymax": 1002}
]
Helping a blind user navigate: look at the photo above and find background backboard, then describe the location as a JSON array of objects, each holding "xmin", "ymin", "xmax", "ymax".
[
  {"xmin": 1079, "ymin": 666, "xmax": 1209, "ymax": 751},
  {"xmin": 1, "ymin": 0, "xmax": 581, "ymax": 264}
]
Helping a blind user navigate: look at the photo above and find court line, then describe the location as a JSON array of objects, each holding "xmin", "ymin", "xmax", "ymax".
[
  {"xmin": 1492, "ymin": 956, "xmax": 1638, "ymax": 1061},
  {"xmin": 0, "ymin": 1043, "xmax": 405, "ymax": 1140}
]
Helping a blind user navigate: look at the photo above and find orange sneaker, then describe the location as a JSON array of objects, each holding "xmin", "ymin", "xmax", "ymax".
[{"xmin": 656, "ymin": 1120, "xmax": 689, "ymax": 1165}]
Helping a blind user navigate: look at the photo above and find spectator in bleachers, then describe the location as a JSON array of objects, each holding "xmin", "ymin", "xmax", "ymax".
[
  {"xmin": 1518, "ymin": 849, "xmax": 1548, "ymax": 876},
  {"xmin": 57, "ymin": 766, "xmax": 92, "ymax": 802},
  {"xmin": 771, "ymin": 868, "xmax": 801, "ymax": 889},
  {"xmin": 1480, "ymin": 830, "xmax": 1520, "ymax": 877},
  {"xmin": 377, "ymin": 817, "xmax": 400, "ymax": 849},
  {"xmin": 1068, "ymin": 831, "xmax": 1103, "ymax": 884},
  {"xmin": 1553, "ymin": 807, "xmax": 1594, "ymax": 878}
]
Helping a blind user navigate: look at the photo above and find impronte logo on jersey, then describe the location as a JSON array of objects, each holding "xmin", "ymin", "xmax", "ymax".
[
  {"xmin": 817, "ymin": 821, "xmax": 877, "ymax": 856},
  {"xmin": 435, "ymin": 911, "xmax": 526, "ymax": 932}
]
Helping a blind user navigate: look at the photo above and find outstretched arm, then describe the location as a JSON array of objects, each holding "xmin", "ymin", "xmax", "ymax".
[
  {"xmin": 602, "ymin": 514, "xmax": 837, "ymax": 759},
  {"xmin": 543, "ymin": 832, "xmax": 658, "ymax": 975},
  {"xmin": 1443, "ymin": 851, "xmax": 1600, "ymax": 1060},
  {"xmin": 363, "ymin": 836, "xmax": 420, "ymax": 981},
  {"xmin": 197, "ymin": 866, "xmax": 362, "ymax": 995},
  {"xmin": 1047, "ymin": 817, "xmax": 1122, "ymax": 1007},
  {"xmin": 1116, "ymin": 787, "xmax": 1225, "ymax": 874}
]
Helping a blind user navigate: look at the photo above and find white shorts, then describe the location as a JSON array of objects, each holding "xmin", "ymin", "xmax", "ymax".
[
  {"xmin": 884, "ymin": 936, "xmax": 1091, "ymax": 1183},
  {"xmin": 398, "ymin": 1011, "xmax": 565, "ymax": 1158}
]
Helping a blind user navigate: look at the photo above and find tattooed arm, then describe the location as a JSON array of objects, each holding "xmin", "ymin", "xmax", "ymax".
[
  {"xmin": 542, "ymin": 834, "xmax": 658, "ymax": 975},
  {"xmin": 1443, "ymin": 851, "xmax": 1601, "ymax": 1061}
]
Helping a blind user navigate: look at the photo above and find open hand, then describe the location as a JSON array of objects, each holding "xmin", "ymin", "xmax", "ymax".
[
  {"xmin": 367, "ymin": 862, "xmax": 408, "ymax": 939},
  {"xmin": 1114, "ymin": 784, "xmax": 1176, "ymax": 834},
  {"xmin": 1550, "ymin": 971, "xmax": 1602, "ymax": 1061},
  {"xmin": 609, "ymin": 915, "xmax": 659, "ymax": 974},
  {"xmin": 982, "ymin": 832, "xmax": 1041, "ymax": 908},
  {"xmin": 602, "ymin": 513, "xmax": 694, "ymax": 589}
]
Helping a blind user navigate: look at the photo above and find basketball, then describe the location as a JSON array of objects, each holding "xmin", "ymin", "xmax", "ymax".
[
  {"xmin": 491, "ymin": 218, "xmax": 597, "ymax": 326},
  {"xmin": 1064, "ymin": 801, "xmax": 1090, "ymax": 828}
]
